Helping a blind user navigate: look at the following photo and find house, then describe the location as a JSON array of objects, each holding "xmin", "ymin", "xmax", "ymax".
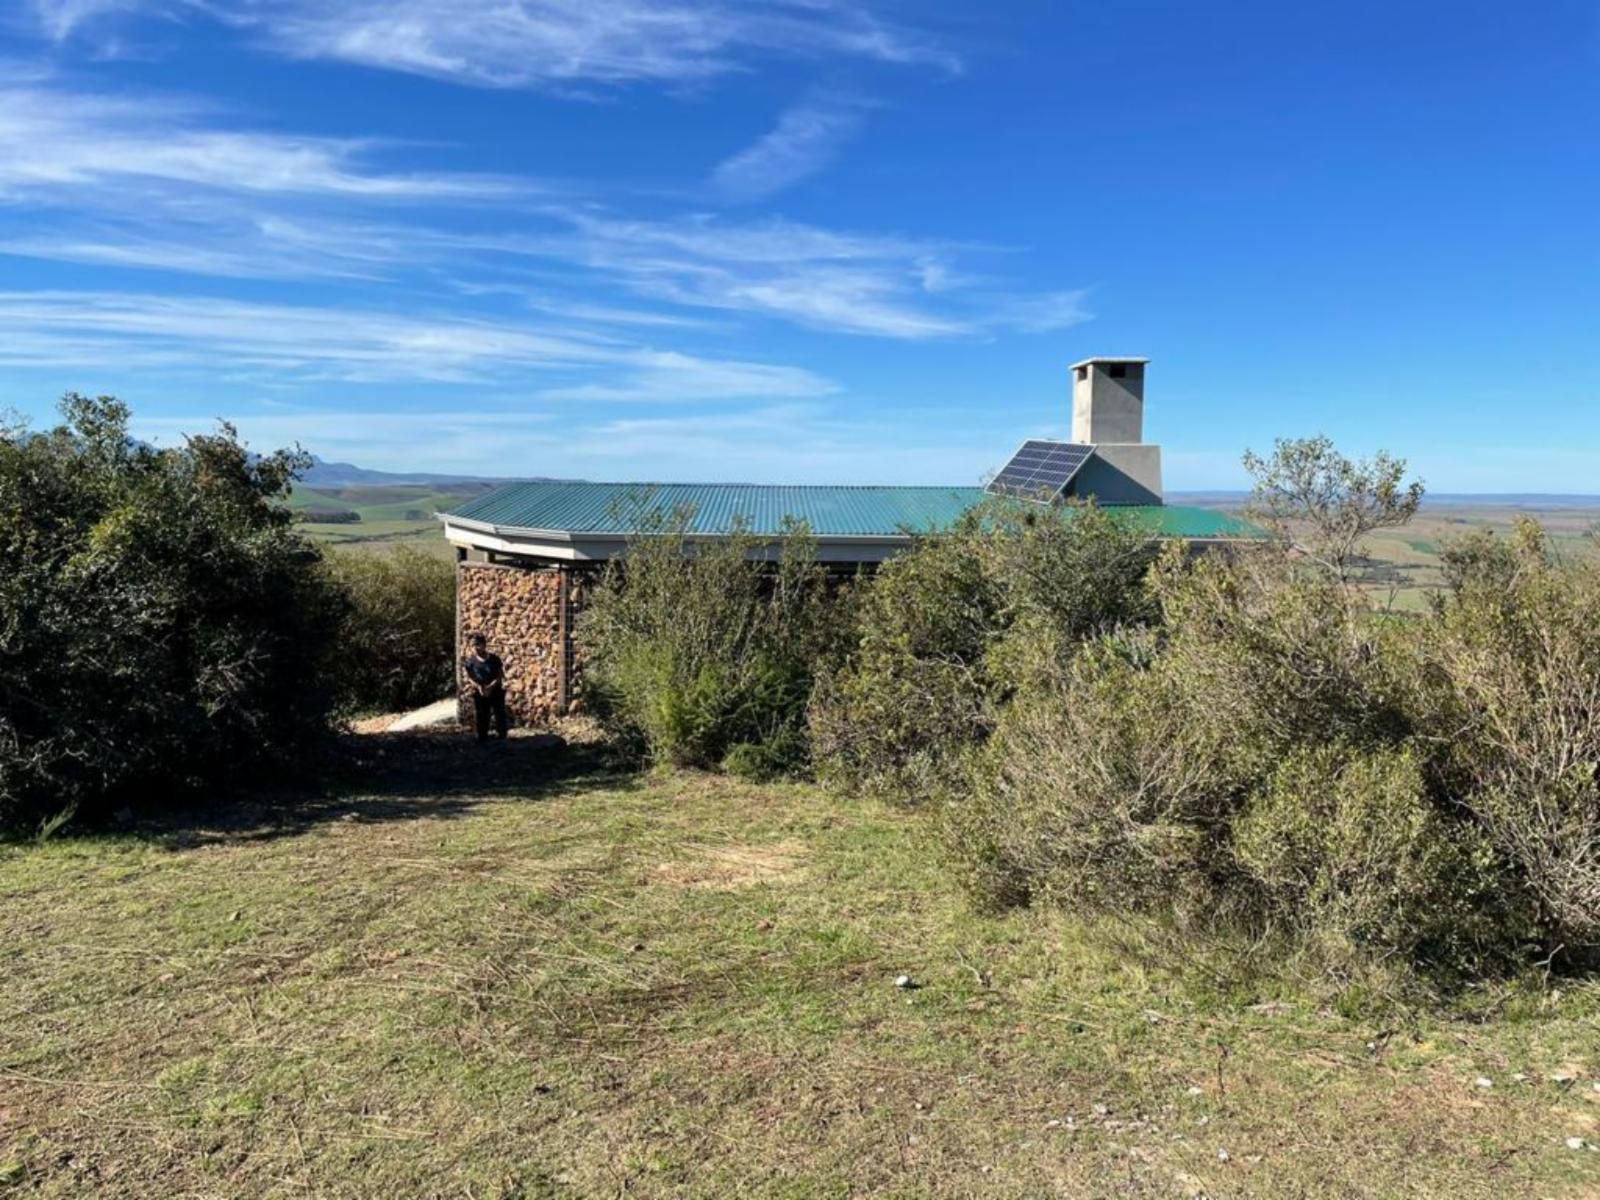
[{"xmin": 439, "ymin": 358, "xmax": 1260, "ymax": 724}]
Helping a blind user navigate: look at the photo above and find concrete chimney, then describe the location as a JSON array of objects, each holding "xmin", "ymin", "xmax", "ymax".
[
  {"xmin": 1071, "ymin": 357, "xmax": 1149, "ymax": 445},
  {"xmin": 1064, "ymin": 356, "xmax": 1164, "ymax": 505}
]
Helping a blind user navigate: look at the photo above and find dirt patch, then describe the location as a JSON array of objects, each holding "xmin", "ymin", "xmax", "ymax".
[
  {"xmin": 350, "ymin": 712, "xmax": 403, "ymax": 734},
  {"xmin": 352, "ymin": 710, "xmax": 603, "ymax": 741},
  {"xmin": 652, "ymin": 840, "xmax": 805, "ymax": 890}
]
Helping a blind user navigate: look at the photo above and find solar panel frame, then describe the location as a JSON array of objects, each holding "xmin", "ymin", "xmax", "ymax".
[{"xmin": 985, "ymin": 439, "xmax": 1096, "ymax": 503}]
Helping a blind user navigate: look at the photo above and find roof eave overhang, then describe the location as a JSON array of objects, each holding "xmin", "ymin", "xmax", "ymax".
[
  {"xmin": 441, "ymin": 513, "xmax": 928, "ymax": 544},
  {"xmin": 439, "ymin": 513, "xmax": 927, "ymax": 564},
  {"xmin": 438, "ymin": 512, "xmax": 1264, "ymax": 561}
]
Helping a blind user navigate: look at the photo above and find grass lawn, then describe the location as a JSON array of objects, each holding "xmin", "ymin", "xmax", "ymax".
[{"xmin": 3, "ymin": 732, "xmax": 1599, "ymax": 1198}]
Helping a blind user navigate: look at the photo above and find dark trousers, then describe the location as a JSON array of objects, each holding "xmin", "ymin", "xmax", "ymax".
[{"xmin": 473, "ymin": 687, "xmax": 508, "ymax": 741}]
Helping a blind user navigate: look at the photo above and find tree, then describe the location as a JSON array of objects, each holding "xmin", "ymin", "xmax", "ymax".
[
  {"xmin": 1243, "ymin": 435, "xmax": 1424, "ymax": 589},
  {"xmin": 0, "ymin": 395, "xmax": 347, "ymax": 835}
]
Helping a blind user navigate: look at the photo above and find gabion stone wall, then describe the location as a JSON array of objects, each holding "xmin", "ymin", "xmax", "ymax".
[{"xmin": 456, "ymin": 562, "xmax": 570, "ymax": 727}]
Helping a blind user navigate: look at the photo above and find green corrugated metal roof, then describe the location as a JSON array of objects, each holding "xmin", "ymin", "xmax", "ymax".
[
  {"xmin": 446, "ymin": 482, "xmax": 982, "ymax": 537},
  {"xmin": 444, "ymin": 481, "xmax": 1263, "ymax": 540}
]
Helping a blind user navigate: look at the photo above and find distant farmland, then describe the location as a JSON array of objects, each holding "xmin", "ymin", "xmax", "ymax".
[
  {"xmin": 1175, "ymin": 492, "xmax": 1600, "ymax": 612},
  {"xmin": 288, "ymin": 482, "xmax": 495, "ymax": 556},
  {"xmin": 1355, "ymin": 499, "xmax": 1599, "ymax": 610}
]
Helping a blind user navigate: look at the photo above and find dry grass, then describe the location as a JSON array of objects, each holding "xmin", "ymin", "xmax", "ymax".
[
  {"xmin": 651, "ymin": 840, "xmax": 806, "ymax": 891},
  {"xmin": 2, "ymin": 731, "xmax": 1599, "ymax": 1198}
]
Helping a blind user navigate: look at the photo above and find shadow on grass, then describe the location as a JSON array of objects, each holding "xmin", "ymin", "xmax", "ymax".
[{"xmin": 134, "ymin": 729, "xmax": 641, "ymax": 850}]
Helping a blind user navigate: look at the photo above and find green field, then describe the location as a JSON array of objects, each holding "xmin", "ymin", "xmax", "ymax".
[
  {"xmin": 1353, "ymin": 502, "xmax": 1599, "ymax": 612},
  {"xmin": 2, "ymin": 730, "xmax": 1599, "ymax": 1197},
  {"xmin": 288, "ymin": 483, "xmax": 490, "ymax": 557}
]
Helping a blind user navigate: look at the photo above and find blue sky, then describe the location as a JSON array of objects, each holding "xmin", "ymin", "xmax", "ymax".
[{"xmin": 0, "ymin": 0, "xmax": 1596, "ymax": 489}]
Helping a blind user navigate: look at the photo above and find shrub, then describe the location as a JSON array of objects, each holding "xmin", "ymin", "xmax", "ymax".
[
  {"xmin": 722, "ymin": 731, "xmax": 808, "ymax": 782},
  {"xmin": 1233, "ymin": 743, "xmax": 1523, "ymax": 977},
  {"xmin": 579, "ymin": 512, "xmax": 843, "ymax": 772},
  {"xmin": 809, "ymin": 531, "xmax": 999, "ymax": 802},
  {"xmin": 946, "ymin": 550, "xmax": 1533, "ymax": 982},
  {"xmin": 1148, "ymin": 545, "xmax": 1413, "ymax": 774},
  {"xmin": 324, "ymin": 546, "xmax": 456, "ymax": 714},
  {"xmin": 0, "ymin": 395, "xmax": 347, "ymax": 835},
  {"xmin": 977, "ymin": 496, "xmax": 1163, "ymax": 655},
  {"xmin": 1410, "ymin": 520, "xmax": 1600, "ymax": 952},
  {"xmin": 819, "ymin": 434, "xmax": 1600, "ymax": 986},
  {"xmin": 943, "ymin": 522, "xmax": 1564, "ymax": 985},
  {"xmin": 948, "ymin": 634, "xmax": 1241, "ymax": 915},
  {"xmin": 810, "ymin": 500, "xmax": 1159, "ymax": 804}
]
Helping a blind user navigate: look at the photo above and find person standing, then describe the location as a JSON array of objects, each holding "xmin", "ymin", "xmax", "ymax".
[{"xmin": 463, "ymin": 633, "xmax": 508, "ymax": 743}]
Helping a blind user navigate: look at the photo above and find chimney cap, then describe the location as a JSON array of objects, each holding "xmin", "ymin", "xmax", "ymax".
[{"xmin": 1070, "ymin": 356, "xmax": 1150, "ymax": 370}]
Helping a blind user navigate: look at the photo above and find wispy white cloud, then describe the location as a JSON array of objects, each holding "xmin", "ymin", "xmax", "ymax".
[
  {"xmin": 136, "ymin": 406, "xmax": 555, "ymax": 443},
  {"xmin": 642, "ymin": 264, "xmax": 971, "ymax": 339},
  {"xmin": 25, "ymin": 0, "xmax": 957, "ymax": 87},
  {"xmin": 0, "ymin": 71, "xmax": 1086, "ymax": 428},
  {"xmin": 543, "ymin": 212, "xmax": 1083, "ymax": 339},
  {"xmin": 0, "ymin": 217, "xmax": 403, "ymax": 281},
  {"xmin": 3, "ymin": 173, "xmax": 1090, "ymax": 341},
  {"xmin": 0, "ymin": 78, "xmax": 513, "ymax": 200},
  {"xmin": 711, "ymin": 93, "xmax": 866, "ymax": 202},
  {"xmin": 247, "ymin": 0, "xmax": 955, "ymax": 90},
  {"xmin": 987, "ymin": 289, "xmax": 1095, "ymax": 334},
  {"xmin": 26, "ymin": 0, "xmax": 150, "ymax": 42},
  {"xmin": 558, "ymin": 210, "xmax": 934, "ymax": 265},
  {"xmin": 0, "ymin": 290, "xmax": 606, "ymax": 379},
  {"xmin": 1, "ymin": 6, "xmax": 1083, "ymax": 484},
  {"xmin": 567, "ymin": 403, "xmax": 994, "ymax": 482},
  {"xmin": 0, "ymin": 290, "xmax": 838, "ymax": 396},
  {"xmin": 516, "ymin": 297, "xmax": 716, "ymax": 330}
]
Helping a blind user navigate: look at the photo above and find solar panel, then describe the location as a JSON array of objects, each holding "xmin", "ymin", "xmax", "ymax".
[{"xmin": 985, "ymin": 440, "xmax": 1095, "ymax": 502}]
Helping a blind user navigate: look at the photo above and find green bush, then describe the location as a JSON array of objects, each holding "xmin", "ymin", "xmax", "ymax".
[
  {"xmin": 1233, "ymin": 743, "xmax": 1523, "ymax": 977},
  {"xmin": 947, "ymin": 634, "xmax": 1240, "ymax": 915},
  {"xmin": 1148, "ymin": 546, "xmax": 1411, "ymax": 772},
  {"xmin": 1410, "ymin": 520, "xmax": 1600, "ymax": 952},
  {"xmin": 810, "ymin": 435, "xmax": 1600, "ymax": 986},
  {"xmin": 809, "ymin": 500, "xmax": 1160, "ymax": 804},
  {"xmin": 977, "ymin": 496, "xmax": 1163, "ymax": 656},
  {"xmin": 809, "ymin": 530, "xmax": 999, "ymax": 802},
  {"xmin": 0, "ymin": 395, "xmax": 347, "ymax": 835},
  {"xmin": 943, "ymin": 532, "xmax": 1536, "ymax": 983},
  {"xmin": 324, "ymin": 547, "xmax": 456, "ymax": 715},
  {"xmin": 579, "ymin": 512, "xmax": 844, "ymax": 772},
  {"xmin": 722, "ymin": 731, "xmax": 808, "ymax": 782}
]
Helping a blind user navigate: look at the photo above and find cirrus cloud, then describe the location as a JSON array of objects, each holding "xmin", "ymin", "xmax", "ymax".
[
  {"xmin": 26, "ymin": 0, "xmax": 960, "ymax": 89},
  {"xmin": 711, "ymin": 93, "xmax": 869, "ymax": 202}
]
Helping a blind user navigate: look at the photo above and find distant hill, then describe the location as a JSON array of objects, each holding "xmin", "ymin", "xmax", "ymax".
[{"xmin": 298, "ymin": 455, "xmax": 529, "ymax": 488}]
